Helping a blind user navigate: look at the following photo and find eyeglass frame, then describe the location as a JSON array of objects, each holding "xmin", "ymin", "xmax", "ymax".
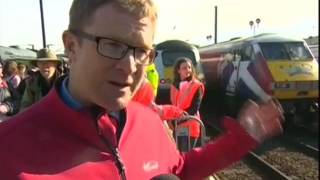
[{"xmin": 69, "ymin": 29, "xmax": 156, "ymax": 66}]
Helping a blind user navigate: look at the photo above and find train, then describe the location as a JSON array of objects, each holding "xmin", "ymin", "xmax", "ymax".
[{"xmin": 199, "ymin": 33, "xmax": 318, "ymax": 125}]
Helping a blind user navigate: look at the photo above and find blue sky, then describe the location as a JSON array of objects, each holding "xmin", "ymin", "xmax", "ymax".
[{"xmin": 0, "ymin": 0, "xmax": 318, "ymax": 51}]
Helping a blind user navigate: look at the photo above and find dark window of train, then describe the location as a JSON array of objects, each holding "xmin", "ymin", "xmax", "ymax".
[
  {"xmin": 259, "ymin": 42, "xmax": 312, "ymax": 61},
  {"xmin": 241, "ymin": 45, "xmax": 254, "ymax": 61},
  {"xmin": 162, "ymin": 50, "xmax": 197, "ymax": 66},
  {"xmin": 285, "ymin": 42, "xmax": 313, "ymax": 60}
]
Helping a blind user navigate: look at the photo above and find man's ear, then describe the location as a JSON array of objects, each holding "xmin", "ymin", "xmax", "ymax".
[{"xmin": 62, "ymin": 30, "xmax": 78, "ymax": 64}]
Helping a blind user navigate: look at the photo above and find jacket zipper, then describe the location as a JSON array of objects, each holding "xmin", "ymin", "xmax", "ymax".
[
  {"xmin": 95, "ymin": 113, "xmax": 127, "ymax": 180},
  {"xmin": 98, "ymin": 130, "xmax": 127, "ymax": 180}
]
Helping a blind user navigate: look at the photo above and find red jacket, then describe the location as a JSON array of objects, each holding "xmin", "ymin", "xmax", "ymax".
[{"xmin": 0, "ymin": 79, "xmax": 258, "ymax": 180}]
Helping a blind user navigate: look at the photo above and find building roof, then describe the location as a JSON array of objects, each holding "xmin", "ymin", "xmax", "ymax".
[{"xmin": 0, "ymin": 46, "xmax": 37, "ymax": 61}]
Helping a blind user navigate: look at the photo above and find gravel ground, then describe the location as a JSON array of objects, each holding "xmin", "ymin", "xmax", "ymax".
[
  {"xmin": 215, "ymin": 161, "xmax": 263, "ymax": 180},
  {"xmin": 261, "ymin": 147, "xmax": 319, "ymax": 180},
  {"xmin": 215, "ymin": 147, "xmax": 319, "ymax": 180}
]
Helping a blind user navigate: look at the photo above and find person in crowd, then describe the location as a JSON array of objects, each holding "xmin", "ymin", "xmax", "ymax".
[
  {"xmin": 62, "ymin": 60, "xmax": 70, "ymax": 74},
  {"xmin": 0, "ymin": 60, "xmax": 20, "ymax": 122},
  {"xmin": 0, "ymin": 0, "xmax": 284, "ymax": 179},
  {"xmin": 16, "ymin": 63, "xmax": 29, "ymax": 96},
  {"xmin": 146, "ymin": 62, "xmax": 159, "ymax": 96},
  {"xmin": 3, "ymin": 60, "xmax": 21, "ymax": 88},
  {"xmin": 17, "ymin": 63, "xmax": 27, "ymax": 80},
  {"xmin": 19, "ymin": 48, "xmax": 61, "ymax": 111},
  {"xmin": 170, "ymin": 57, "xmax": 205, "ymax": 150},
  {"xmin": 132, "ymin": 75, "xmax": 188, "ymax": 122},
  {"xmin": 133, "ymin": 66, "xmax": 183, "ymax": 122},
  {"xmin": 57, "ymin": 59, "xmax": 70, "ymax": 75},
  {"xmin": 132, "ymin": 77, "xmax": 156, "ymax": 106}
]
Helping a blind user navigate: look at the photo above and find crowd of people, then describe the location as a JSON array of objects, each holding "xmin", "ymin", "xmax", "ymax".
[
  {"xmin": 0, "ymin": 0, "xmax": 284, "ymax": 179},
  {"xmin": 0, "ymin": 48, "xmax": 68, "ymax": 121}
]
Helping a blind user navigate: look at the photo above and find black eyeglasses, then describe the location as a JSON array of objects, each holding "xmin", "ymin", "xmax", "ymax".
[{"xmin": 70, "ymin": 30, "xmax": 155, "ymax": 65}]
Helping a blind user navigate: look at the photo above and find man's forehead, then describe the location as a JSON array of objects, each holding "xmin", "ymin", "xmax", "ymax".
[
  {"xmin": 113, "ymin": 16, "xmax": 155, "ymax": 48},
  {"xmin": 97, "ymin": 28, "xmax": 154, "ymax": 49},
  {"xmin": 85, "ymin": 4, "xmax": 155, "ymax": 48},
  {"xmin": 123, "ymin": 25, "xmax": 154, "ymax": 47}
]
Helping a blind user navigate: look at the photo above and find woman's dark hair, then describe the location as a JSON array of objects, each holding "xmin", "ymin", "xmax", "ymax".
[{"xmin": 172, "ymin": 57, "xmax": 197, "ymax": 85}]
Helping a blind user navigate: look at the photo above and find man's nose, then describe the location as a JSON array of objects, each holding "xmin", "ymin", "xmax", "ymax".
[{"xmin": 116, "ymin": 49, "xmax": 137, "ymax": 74}]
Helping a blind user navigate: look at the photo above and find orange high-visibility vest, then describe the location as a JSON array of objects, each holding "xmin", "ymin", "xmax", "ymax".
[
  {"xmin": 132, "ymin": 79, "xmax": 177, "ymax": 142},
  {"xmin": 132, "ymin": 80, "xmax": 155, "ymax": 106},
  {"xmin": 170, "ymin": 79, "xmax": 205, "ymax": 138},
  {"xmin": 133, "ymin": 79, "xmax": 185, "ymax": 121}
]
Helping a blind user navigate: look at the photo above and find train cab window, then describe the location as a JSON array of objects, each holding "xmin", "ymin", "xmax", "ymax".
[
  {"xmin": 241, "ymin": 45, "xmax": 254, "ymax": 61},
  {"xmin": 259, "ymin": 42, "xmax": 312, "ymax": 61},
  {"xmin": 162, "ymin": 50, "xmax": 197, "ymax": 66},
  {"xmin": 285, "ymin": 42, "xmax": 313, "ymax": 60}
]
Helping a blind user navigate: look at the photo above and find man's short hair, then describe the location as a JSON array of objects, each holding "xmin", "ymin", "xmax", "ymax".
[{"xmin": 68, "ymin": 0, "xmax": 158, "ymax": 31}]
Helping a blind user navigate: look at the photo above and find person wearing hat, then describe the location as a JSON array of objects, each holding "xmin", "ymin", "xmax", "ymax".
[{"xmin": 19, "ymin": 48, "xmax": 61, "ymax": 111}]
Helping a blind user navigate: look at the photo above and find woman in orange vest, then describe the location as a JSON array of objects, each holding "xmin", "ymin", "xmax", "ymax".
[
  {"xmin": 170, "ymin": 57, "xmax": 205, "ymax": 149},
  {"xmin": 132, "ymin": 77, "xmax": 186, "ymax": 120},
  {"xmin": 132, "ymin": 77, "xmax": 187, "ymax": 142},
  {"xmin": 131, "ymin": 78, "xmax": 155, "ymax": 106}
]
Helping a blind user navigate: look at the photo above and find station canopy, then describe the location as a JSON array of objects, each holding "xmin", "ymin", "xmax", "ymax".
[{"xmin": 0, "ymin": 45, "xmax": 37, "ymax": 61}]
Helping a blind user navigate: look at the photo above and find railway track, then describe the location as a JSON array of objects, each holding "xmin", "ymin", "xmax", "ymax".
[
  {"xmin": 252, "ymin": 138, "xmax": 318, "ymax": 180},
  {"xmin": 278, "ymin": 134, "xmax": 319, "ymax": 159},
  {"xmin": 284, "ymin": 122, "xmax": 319, "ymax": 148},
  {"xmin": 196, "ymin": 87, "xmax": 319, "ymax": 179},
  {"xmin": 202, "ymin": 111, "xmax": 319, "ymax": 180}
]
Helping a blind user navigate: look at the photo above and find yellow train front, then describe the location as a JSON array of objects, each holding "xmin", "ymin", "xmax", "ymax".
[
  {"xmin": 264, "ymin": 37, "xmax": 318, "ymax": 127},
  {"xmin": 199, "ymin": 33, "xmax": 318, "ymax": 127}
]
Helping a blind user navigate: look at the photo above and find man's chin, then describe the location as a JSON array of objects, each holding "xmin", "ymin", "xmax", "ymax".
[{"xmin": 102, "ymin": 98, "xmax": 130, "ymax": 112}]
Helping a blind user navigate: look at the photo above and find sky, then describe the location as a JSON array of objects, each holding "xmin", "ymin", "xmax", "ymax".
[{"xmin": 0, "ymin": 0, "xmax": 318, "ymax": 52}]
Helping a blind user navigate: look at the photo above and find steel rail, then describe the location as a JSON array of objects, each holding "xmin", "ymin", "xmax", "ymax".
[{"xmin": 244, "ymin": 152, "xmax": 292, "ymax": 180}]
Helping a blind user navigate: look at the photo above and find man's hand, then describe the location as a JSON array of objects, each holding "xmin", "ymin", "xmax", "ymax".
[{"xmin": 237, "ymin": 99, "xmax": 284, "ymax": 143}]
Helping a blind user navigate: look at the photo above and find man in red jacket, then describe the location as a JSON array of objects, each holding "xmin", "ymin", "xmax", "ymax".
[{"xmin": 0, "ymin": 0, "xmax": 284, "ymax": 179}]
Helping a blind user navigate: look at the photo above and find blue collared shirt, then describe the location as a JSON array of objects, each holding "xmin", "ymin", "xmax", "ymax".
[
  {"xmin": 60, "ymin": 77, "xmax": 120, "ymax": 120},
  {"xmin": 60, "ymin": 77, "xmax": 83, "ymax": 110}
]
